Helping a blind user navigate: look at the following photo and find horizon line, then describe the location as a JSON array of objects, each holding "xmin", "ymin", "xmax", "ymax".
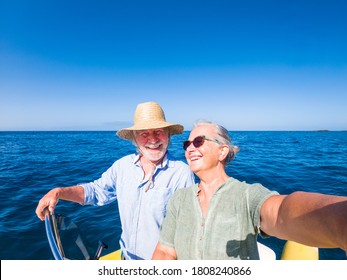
[{"xmin": 1, "ymin": 129, "xmax": 346, "ymax": 132}]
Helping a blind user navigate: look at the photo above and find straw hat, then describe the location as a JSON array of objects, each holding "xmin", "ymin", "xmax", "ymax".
[{"xmin": 116, "ymin": 101, "xmax": 184, "ymax": 140}]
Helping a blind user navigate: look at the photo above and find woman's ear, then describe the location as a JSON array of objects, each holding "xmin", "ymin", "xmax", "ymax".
[{"xmin": 219, "ymin": 145, "xmax": 230, "ymax": 161}]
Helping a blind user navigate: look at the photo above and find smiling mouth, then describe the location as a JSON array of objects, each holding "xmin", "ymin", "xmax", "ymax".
[
  {"xmin": 189, "ymin": 155, "xmax": 201, "ymax": 161},
  {"xmin": 146, "ymin": 143, "xmax": 162, "ymax": 150}
]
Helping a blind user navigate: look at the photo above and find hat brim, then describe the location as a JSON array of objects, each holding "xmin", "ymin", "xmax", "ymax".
[{"xmin": 116, "ymin": 122, "xmax": 184, "ymax": 140}]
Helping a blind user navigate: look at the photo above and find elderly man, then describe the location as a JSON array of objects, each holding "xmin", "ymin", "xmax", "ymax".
[{"xmin": 36, "ymin": 101, "xmax": 195, "ymax": 260}]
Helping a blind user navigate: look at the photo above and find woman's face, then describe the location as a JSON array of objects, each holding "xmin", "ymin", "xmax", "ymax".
[{"xmin": 184, "ymin": 125, "xmax": 222, "ymax": 174}]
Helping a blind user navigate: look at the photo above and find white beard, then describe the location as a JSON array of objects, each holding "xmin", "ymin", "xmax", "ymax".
[
  {"xmin": 140, "ymin": 143, "xmax": 168, "ymax": 163},
  {"xmin": 142, "ymin": 150, "xmax": 166, "ymax": 162}
]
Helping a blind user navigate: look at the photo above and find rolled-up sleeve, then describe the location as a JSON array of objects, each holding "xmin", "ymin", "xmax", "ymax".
[{"xmin": 80, "ymin": 163, "xmax": 118, "ymax": 206}]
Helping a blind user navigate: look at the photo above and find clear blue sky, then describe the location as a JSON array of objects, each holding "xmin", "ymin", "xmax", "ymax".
[{"xmin": 1, "ymin": 0, "xmax": 346, "ymax": 131}]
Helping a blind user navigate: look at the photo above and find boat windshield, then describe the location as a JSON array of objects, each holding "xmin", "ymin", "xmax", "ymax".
[{"xmin": 45, "ymin": 212, "xmax": 96, "ymax": 260}]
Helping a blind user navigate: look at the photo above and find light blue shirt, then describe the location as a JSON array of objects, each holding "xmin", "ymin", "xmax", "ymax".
[{"xmin": 80, "ymin": 152, "xmax": 195, "ymax": 260}]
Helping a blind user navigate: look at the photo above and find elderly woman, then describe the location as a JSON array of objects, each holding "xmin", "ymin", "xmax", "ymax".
[{"xmin": 152, "ymin": 120, "xmax": 347, "ymax": 260}]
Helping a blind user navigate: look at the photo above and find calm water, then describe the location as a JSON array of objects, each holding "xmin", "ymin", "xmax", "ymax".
[{"xmin": 0, "ymin": 131, "xmax": 346, "ymax": 260}]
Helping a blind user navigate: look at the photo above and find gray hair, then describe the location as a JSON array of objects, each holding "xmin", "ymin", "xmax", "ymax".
[{"xmin": 193, "ymin": 119, "xmax": 239, "ymax": 165}]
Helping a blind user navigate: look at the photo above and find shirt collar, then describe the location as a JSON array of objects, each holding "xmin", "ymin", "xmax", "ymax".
[{"xmin": 194, "ymin": 177, "xmax": 233, "ymax": 196}]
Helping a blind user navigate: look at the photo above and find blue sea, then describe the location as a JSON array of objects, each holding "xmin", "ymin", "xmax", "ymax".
[{"xmin": 0, "ymin": 131, "xmax": 346, "ymax": 260}]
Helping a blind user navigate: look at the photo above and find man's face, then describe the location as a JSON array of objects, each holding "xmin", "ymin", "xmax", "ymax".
[{"xmin": 135, "ymin": 128, "xmax": 169, "ymax": 163}]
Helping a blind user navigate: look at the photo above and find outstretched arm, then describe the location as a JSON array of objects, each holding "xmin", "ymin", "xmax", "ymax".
[
  {"xmin": 152, "ymin": 242, "xmax": 178, "ymax": 260},
  {"xmin": 35, "ymin": 186, "xmax": 85, "ymax": 221},
  {"xmin": 260, "ymin": 191, "xmax": 347, "ymax": 251}
]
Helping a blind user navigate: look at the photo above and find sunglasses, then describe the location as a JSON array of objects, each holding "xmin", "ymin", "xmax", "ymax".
[{"xmin": 183, "ymin": 135, "xmax": 222, "ymax": 151}]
